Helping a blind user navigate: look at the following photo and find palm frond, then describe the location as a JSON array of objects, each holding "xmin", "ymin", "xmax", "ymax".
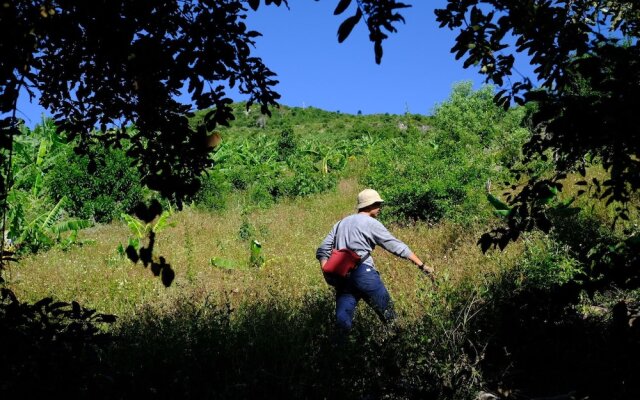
[
  {"xmin": 153, "ymin": 210, "xmax": 175, "ymax": 233},
  {"xmin": 49, "ymin": 218, "xmax": 92, "ymax": 236}
]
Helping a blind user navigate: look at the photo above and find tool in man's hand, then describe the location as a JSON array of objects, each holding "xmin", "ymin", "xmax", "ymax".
[{"xmin": 418, "ymin": 264, "xmax": 437, "ymax": 285}]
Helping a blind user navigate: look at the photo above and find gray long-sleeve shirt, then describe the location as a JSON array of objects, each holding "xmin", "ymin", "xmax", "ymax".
[{"xmin": 316, "ymin": 214, "xmax": 411, "ymax": 268}]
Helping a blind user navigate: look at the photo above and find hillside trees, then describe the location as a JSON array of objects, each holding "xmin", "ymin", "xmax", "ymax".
[
  {"xmin": 0, "ymin": 0, "xmax": 409, "ymax": 264},
  {"xmin": 363, "ymin": 82, "xmax": 531, "ymax": 225},
  {"xmin": 3, "ymin": 1, "xmax": 638, "ymax": 281},
  {"xmin": 0, "ymin": 0, "xmax": 408, "ymax": 199}
]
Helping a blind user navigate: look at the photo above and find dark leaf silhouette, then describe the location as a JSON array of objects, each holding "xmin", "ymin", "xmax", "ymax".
[
  {"xmin": 248, "ymin": 0, "xmax": 260, "ymax": 11},
  {"xmin": 161, "ymin": 263, "xmax": 176, "ymax": 287},
  {"xmin": 125, "ymin": 245, "xmax": 139, "ymax": 264},
  {"xmin": 337, "ymin": 8, "xmax": 362, "ymax": 43},
  {"xmin": 334, "ymin": 0, "xmax": 352, "ymax": 15},
  {"xmin": 478, "ymin": 233, "xmax": 493, "ymax": 254}
]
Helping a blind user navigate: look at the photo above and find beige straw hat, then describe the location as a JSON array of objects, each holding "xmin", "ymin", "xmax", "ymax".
[{"xmin": 357, "ymin": 189, "xmax": 384, "ymax": 210}]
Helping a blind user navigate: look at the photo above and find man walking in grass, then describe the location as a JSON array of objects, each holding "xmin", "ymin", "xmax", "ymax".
[{"xmin": 316, "ymin": 188, "xmax": 434, "ymax": 332}]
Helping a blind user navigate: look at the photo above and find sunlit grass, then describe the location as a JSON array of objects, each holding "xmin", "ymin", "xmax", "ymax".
[
  {"xmin": 4, "ymin": 172, "xmax": 638, "ymax": 399},
  {"xmin": 6, "ymin": 177, "xmax": 524, "ymax": 326},
  {"xmin": 9, "ymin": 163, "xmax": 635, "ymax": 330}
]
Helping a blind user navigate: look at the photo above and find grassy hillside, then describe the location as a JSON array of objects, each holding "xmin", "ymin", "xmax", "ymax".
[
  {"xmin": 2, "ymin": 84, "xmax": 639, "ymax": 399},
  {"xmin": 6, "ymin": 174, "xmax": 528, "ymax": 399},
  {"xmin": 8, "ymin": 176, "xmax": 520, "ymax": 317}
]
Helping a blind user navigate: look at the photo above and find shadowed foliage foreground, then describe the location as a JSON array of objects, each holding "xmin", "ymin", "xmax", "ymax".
[{"xmin": 2, "ymin": 278, "xmax": 639, "ymax": 399}]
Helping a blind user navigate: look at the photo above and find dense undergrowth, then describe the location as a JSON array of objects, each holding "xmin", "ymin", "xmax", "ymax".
[{"xmin": 2, "ymin": 83, "xmax": 639, "ymax": 399}]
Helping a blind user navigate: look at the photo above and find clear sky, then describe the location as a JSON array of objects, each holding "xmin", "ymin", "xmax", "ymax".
[
  {"xmin": 16, "ymin": 1, "xmax": 536, "ymax": 126},
  {"xmin": 243, "ymin": 0, "xmax": 489, "ymax": 115}
]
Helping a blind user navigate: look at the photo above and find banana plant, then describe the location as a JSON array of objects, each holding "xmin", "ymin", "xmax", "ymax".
[
  {"xmin": 117, "ymin": 207, "xmax": 175, "ymax": 255},
  {"xmin": 212, "ymin": 136, "xmax": 279, "ymax": 170},
  {"xmin": 300, "ymin": 141, "xmax": 348, "ymax": 174},
  {"xmin": 12, "ymin": 118, "xmax": 66, "ymax": 197},
  {"xmin": 249, "ymin": 239, "xmax": 264, "ymax": 268},
  {"xmin": 12, "ymin": 196, "xmax": 92, "ymax": 253},
  {"xmin": 352, "ymin": 132, "xmax": 381, "ymax": 155}
]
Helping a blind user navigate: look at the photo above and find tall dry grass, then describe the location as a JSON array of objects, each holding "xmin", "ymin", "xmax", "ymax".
[
  {"xmin": 5, "ymin": 173, "xmax": 638, "ymax": 399},
  {"xmin": 6, "ymin": 177, "xmax": 522, "ymax": 326}
]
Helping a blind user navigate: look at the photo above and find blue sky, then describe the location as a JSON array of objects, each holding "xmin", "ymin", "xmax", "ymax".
[
  {"xmin": 243, "ymin": 0, "xmax": 489, "ymax": 115},
  {"xmin": 17, "ymin": 1, "xmax": 536, "ymax": 126}
]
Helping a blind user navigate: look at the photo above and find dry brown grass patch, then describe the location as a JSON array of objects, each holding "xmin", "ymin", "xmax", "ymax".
[{"xmin": 6, "ymin": 177, "xmax": 526, "ymax": 323}]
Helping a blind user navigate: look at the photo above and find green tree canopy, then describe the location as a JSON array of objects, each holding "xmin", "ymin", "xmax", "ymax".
[
  {"xmin": 434, "ymin": 1, "xmax": 640, "ymax": 251},
  {"xmin": 0, "ymin": 0, "xmax": 410, "ymax": 270},
  {"xmin": 1, "ymin": 0, "xmax": 285, "ymax": 202},
  {"xmin": 4, "ymin": 0, "xmax": 637, "ymax": 267},
  {"xmin": 0, "ymin": 0, "xmax": 407, "ymax": 203}
]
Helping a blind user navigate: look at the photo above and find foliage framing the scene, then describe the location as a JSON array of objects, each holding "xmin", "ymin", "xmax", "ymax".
[{"xmin": 433, "ymin": 1, "xmax": 640, "ymax": 251}]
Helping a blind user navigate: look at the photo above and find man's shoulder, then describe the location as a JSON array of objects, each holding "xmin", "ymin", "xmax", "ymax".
[
  {"xmin": 367, "ymin": 217, "xmax": 386, "ymax": 230},
  {"xmin": 349, "ymin": 214, "xmax": 385, "ymax": 229}
]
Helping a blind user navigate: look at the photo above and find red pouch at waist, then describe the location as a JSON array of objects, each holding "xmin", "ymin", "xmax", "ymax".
[{"xmin": 321, "ymin": 248, "xmax": 362, "ymax": 277}]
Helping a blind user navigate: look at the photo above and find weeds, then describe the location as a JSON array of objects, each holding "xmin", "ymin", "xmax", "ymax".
[{"xmin": 3, "ymin": 96, "xmax": 638, "ymax": 398}]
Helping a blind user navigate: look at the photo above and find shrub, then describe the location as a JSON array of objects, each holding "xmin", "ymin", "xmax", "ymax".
[
  {"xmin": 280, "ymin": 158, "xmax": 337, "ymax": 197},
  {"xmin": 363, "ymin": 83, "xmax": 530, "ymax": 225},
  {"xmin": 45, "ymin": 145, "xmax": 144, "ymax": 223},
  {"xmin": 191, "ymin": 170, "xmax": 230, "ymax": 212},
  {"xmin": 0, "ymin": 289, "xmax": 116, "ymax": 397},
  {"xmin": 363, "ymin": 134, "xmax": 493, "ymax": 225},
  {"xmin": 276, "ymin": 126, "xmax": 297, "ymax": 161},
  {"xmin": 516, "ymin": 233, "xmax": 582, "ymax": 290}
]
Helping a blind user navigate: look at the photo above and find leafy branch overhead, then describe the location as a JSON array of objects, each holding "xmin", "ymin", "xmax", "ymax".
[
  {"xmin": 435, "ymin": 1, "xmax": 640, "ymax": 250},
  {"xmin": 1, "ymin": 0, "xmax": 413, "ymax": 209},
  {"xmin": 1, "ymin": 0, "xmax": 283, "ymax": 203},
  {"xmin": 333, "ymin": 0, "xmax": 411, "ymax": 63}
]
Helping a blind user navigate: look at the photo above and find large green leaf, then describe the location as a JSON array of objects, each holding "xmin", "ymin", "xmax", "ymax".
[
  {"xmin": 153, "ymin": 209, "xmax": 175, "ymax": 233},
  {"xmin": 40, "ymin": 196, "xmax": 68, "ymax": 231},
  {"xmin": 210, "ymin": 257, "xmax": 238, "ymax": 270},
  {"xmin": 50, "ymin": 219, "xmax": 92, "ymax": 236},
  {"xmin": 122, "ymin": 213, "xmax": 146, "ymax": 238}
]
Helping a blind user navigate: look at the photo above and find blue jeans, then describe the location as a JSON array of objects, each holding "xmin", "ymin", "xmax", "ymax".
[{"xmin": 334, "ymin": 263, "xmax": 396, "ymax": 331}]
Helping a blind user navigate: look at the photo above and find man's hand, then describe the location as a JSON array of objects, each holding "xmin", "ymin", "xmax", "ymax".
[{"xmin": 418, "ymin": 264, "xmax": 436, "ymax": 282}]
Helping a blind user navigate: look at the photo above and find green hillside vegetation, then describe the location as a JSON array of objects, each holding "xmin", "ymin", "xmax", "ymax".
[{"xmin": 2, "ymin": 83, "xmax": 638, "ymax": 399}]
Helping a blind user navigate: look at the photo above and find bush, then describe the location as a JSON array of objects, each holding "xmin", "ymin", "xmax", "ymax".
[
  {"xmin": 362, "ymin": 83, "xmax": 530, "ymax": 225},
  {"xmin": 279, "ymin": 158, "xmax": 338, "ymax": 197},
  {"xmin": 191, "ymin": 170, "xmax": 230, "ymax": 212},
  {"xmin": 45, "ymin": 145, "xmax": 144, "ymax": 223},
  {"xmin": 276, "ymin": 126, "xmax": 297, "ymax": 161},
  {"xmin": 363, "ymin": 134, "xmax": 492, "ymax": 225},
  {"xmin": 516, "ymin": 233, "xmax": 582, "ymax": 290}
]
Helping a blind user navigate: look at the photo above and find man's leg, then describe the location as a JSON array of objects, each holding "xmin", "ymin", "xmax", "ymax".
[
  {"xmin": 352, "ymin": 266, "xmax": 396, "ymax": 324},
  {"xmin": 335, "ymin": 290, "xmax": 358, "ymax": 332}
]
